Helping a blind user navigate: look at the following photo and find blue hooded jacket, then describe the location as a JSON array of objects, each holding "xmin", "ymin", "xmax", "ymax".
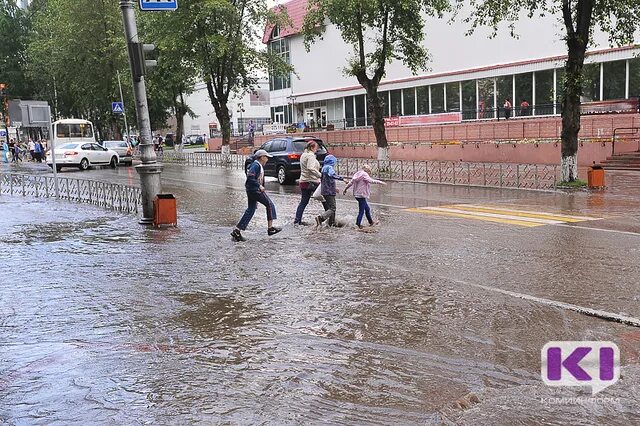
[{"xmin": 320, "ymin": 155, "xmax": 345, "ymax": 196}]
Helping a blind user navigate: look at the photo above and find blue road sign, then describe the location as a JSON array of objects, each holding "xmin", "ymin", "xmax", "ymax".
[
  {"xmin": 112, "ymin": 102, "xmax": 125, "ymax": 114},
  {"xmin": 0, "ymin": 130, "xmax": 6, "ymax": 138},
  {"xmin": 139, "ymin": 0, "xmax": 178, "ymax": 11}
]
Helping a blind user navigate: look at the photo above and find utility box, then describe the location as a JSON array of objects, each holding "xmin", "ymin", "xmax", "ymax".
[
  {"xmin": 587, "ymin": 164, "xmax": 605, "ymax": 189},
  {"xmin": 153, "ymin": 194, "xmax": 177, "ymax": 227}
]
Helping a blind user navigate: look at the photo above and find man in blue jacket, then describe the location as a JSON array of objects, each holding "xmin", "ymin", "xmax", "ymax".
[{"xmin": 231, "ymin": 149, "xmax": 282, "ymax": 242}]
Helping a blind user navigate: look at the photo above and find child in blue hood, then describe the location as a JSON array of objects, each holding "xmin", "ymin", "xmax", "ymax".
[{"xmin": 315, "ymin": 155, "xmax": 348, "ymax": 227}]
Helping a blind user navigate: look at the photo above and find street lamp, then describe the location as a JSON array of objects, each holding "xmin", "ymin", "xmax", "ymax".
[{"xmin": 237, "ymin": 103, "xmax": 245, "ymax": 136}]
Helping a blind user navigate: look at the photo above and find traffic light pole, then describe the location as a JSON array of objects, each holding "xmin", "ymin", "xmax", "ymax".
[{"xmin": 119, "ymin": 0, "xmax": 162, "ymax": 225}]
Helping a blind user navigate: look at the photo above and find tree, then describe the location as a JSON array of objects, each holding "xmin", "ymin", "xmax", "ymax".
[
  {"xmin": 163, "ymin": 0, "xmax": 291, "ymax": 156},
  {"xmin": 303, "ymin": 0, "xmax": 450, "ymax": 160},
  {"xmin": 0, "ymin": 0, "xmax": 32, "ymax": 100},
  {"xmin": 463, "ymin": 0, "xmax": 640, "ymax": 182},
  {"xmin": 139, "ymin": 12, "xmax": 198, "ymax": 144},
  {"xmin": 27, "ymin": 0, "xmax": 131, "ymax": 139}
]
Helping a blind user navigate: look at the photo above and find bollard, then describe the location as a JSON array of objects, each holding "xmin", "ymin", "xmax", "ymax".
[
  {"xmin": 587, "ymin": 164, "xmax": 605, "ymax": 189},
  {"xmin": 153, "ymin": 193, "xmax": 177, "ymax": 227}
]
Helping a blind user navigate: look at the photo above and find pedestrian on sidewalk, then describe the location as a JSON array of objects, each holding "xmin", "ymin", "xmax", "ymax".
[
  {"xmin": 315, "ymin": 154, "xmax": 348, "ymax": 227},
  {"xmin": 1, "ymin": 140, "xmax": 8, "ymax": 163},
  {"xmin": 343, "ymin": 164, "xmax": 386, "ymax": 228},
  {"xmin": 34, "ymin": 140, "xmax": 43, "ymax": 162},
  {"xmin": 28, "ymin": 140, "xmax": 35, "ymax": 161},
  {"xmin": 294, "ymin": 140, "xmax": 321, "ymax": 225},
  {"xmin": 13, "ymin": 142, "xmax": 22, "ymax": 162},
  {"xmin": 231, "ymin": 149, "xmax": 282, "ymax": 242}
]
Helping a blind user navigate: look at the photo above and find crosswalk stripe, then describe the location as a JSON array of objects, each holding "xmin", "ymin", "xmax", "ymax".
[
  {"xmin": 405, "ymin": 204, "xmax": 602, "ymax": 228},
  {"xmin": 458, "ymin": 204, "xmax": 597, "ymax": 221},
  {"xmin": 405, "ymin": 208, "xmax": 543, "ymax": 227}
]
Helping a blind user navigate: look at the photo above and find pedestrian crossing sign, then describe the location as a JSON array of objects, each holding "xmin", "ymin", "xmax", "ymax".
[
  {"xmin": 139, "ymin": 0, "xmax": 178, "ymax": 11},
  {"xmin": 112, "ymin": 102, "xmax": 125, "ymax": 114}
]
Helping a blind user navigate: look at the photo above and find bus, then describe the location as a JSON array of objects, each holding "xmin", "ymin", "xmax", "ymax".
[{"xmin": 52, "ymin": 119, "xmax": 96, "ymax": 148}]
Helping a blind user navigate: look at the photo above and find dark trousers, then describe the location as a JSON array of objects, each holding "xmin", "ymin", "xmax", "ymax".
[
  {"xmin": 237, "ymin": 191, "xmax": 276, "ymax": 230},
  {"xmin": 295, "ymin": 183, "xmax": 317, "ymax": 224},
  {"xmin": 319, "ymin": 195, "xmax": 336, "ymax": 226},
  {"xmin": 356, "ymin": 198, "xmax": 373, "ymax": 226}
]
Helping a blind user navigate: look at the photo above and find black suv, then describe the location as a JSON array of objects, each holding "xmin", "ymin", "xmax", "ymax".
[{"xmin": 245, "ymin": 137, "xmax": 328, "ymax": 185}]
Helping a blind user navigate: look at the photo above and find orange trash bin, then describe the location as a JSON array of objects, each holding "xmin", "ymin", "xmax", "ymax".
[
  {"xmin": 587, "ymin": 164, "xmax": 605, "ymax": 189},
  {"xmin": 154, "ymin": 194, "xmax": 177, "ymax": 227}
]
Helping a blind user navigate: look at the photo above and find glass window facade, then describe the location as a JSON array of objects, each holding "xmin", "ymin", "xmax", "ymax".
[
  {"xmin": 631, "ymin": 58, "xmax": 640, "ymax": 98},
  {"xmin": 515, "ymin": 73, "xmax": 533, "ymax": 116},
  {"xmin": 417, "ymin": 86, "xmax": 429, "ymax": 115},
  {"xmin": 477, "ymin": 78, "xmax": 495, "ymax": 118},
  {"xmin": 390, "ymin": 90, "xmax": 402, "ymax": 116},
  {"xmin": 446, "ymin": 82, "xmax": 460, "ymax": 112},
  {"xmin": 603, "ymin": 60, "xmax": 626, "ymax": 100},
  {"xmin": 334, "ymin": 56, "xmax": 640, "ymax": 125},
  {"xmin": 582, "ymin": 63, "xmax": 600, "ymax": 102},
  {"xmin": 403, "ymin": 88, "xmax": 416, "ymax": 116},
  {"xmin": 345, "ymin": 96, "xmax": 354, "ymax": 128},
  {"xmin": 377, "ymin": 91, "xmax": 389, "ymax": 117},
  {"xmin": 355, "ymin": 94, "xmax": 366, "ymax": 126},
  {"xmin": 535, "ymin": 70, "xmax": 554, "ymax": 115},
  {"xmin": 461, "ymin": 80, "xmax": 476, "ymax": 120},
  {"xmin": 431, "ymin": 84, "xmax": 445, "ymax": 114},
  {"xmin": 269, "ymin": 38, "xmax": 290, "ymax": 91}
]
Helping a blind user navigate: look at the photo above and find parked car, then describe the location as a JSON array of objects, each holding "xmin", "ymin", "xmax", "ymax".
[
  {"xmin": 47, "ymin": 142, "xmax": 120, "ymax": 171},
  {"xmin": 186, "ymin": 134, "xmax": 204, "ymax": 145},
  {"xmin": 245, "ymin": 137, "xmax": 328, "ymax": 185},
  {"xmin": 102, "ymin": 140, "xmax": 133, "ymax": 166}
]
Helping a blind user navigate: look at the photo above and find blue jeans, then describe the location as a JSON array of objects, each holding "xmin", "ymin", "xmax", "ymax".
[
  {"xmin": 295, "ymin": 183, "xmax": 317, "ymax": 224},
  {"xmin": 356, "ymin": 197, "xmax": 373, "ymax": 226},
  {"xmin": 237, "ymin": 191, "xmax": 277, "ymax": 230}
]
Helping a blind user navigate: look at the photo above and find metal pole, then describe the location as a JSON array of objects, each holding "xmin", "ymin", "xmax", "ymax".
[
  {"xmin": 49, "ymin": 106, "xmax": 60, "ymax": 198},
  {"xmin": 119, "ymin": 0, "xmax": 162, "ymax": 225},
  {"xmin": 117, "ymin": 70, "xmax": 130, "ymax": 145}
]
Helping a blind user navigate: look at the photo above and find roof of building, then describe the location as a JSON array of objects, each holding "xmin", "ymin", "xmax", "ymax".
[{"xmin": 262, "ymin": 0, "xmax": 308, "ymax": 44}]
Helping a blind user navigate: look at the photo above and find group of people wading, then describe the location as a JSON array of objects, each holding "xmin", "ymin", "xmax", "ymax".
[{"xmin": 231, "ymin": 140, "xmax": 386, "ymax": 242}]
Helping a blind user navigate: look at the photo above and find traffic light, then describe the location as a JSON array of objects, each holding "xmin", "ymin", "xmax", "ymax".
[{"xmin": 127, "ymin": 42, "xmax": 157, "ymax": 80}]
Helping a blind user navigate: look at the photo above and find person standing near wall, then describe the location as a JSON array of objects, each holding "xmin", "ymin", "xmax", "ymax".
[{"xmin": 503, "ymin": 98, "xmax": 512, "ymax": 119}]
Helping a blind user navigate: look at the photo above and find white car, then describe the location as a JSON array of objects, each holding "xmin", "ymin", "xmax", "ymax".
[{"xmin": 47, "ymin": 142, "xmax": 120, "ymax": 171}]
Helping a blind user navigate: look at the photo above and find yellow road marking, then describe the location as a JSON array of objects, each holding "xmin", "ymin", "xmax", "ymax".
[
  {"xmin": 405, "ymin": 204, "xmax": 603, "ymax": 228},
  {"xmin": 440, "ymin": 205, "xmax": 594, "ymax": 223},
  {"xmin": 457, "ymin": 204, "xmax": 598, "ymax": 222},
  {"xmin": 405, "ymin": 208, "xmax": 542, "ymax": 227}
]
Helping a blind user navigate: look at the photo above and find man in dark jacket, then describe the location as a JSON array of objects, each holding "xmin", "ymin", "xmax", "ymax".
[{"xmin": 231, "ymin": 149, "xmax": 282, "ymax": 242}]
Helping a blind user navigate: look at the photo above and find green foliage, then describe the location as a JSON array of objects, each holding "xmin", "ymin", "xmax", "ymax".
[
  {"xmin": 27, "ymin": 0, "xmax": 131, "ymax": 138},
  {"xmin": 0, "ymin": 0, "xmax": 31, "ymax": 99},
  {"xmin": 153, "ymin": 0, "xmax": 290, "ymax": 146},
  {"xmin": 303, "ymin": 0, "xmax": 450, "ymax": 81},
  {"xmin": 303, "ymin": 0, "xmax": 450, "ymax": 149}
]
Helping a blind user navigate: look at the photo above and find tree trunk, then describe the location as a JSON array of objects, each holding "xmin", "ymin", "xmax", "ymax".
[
  {"xmin": 560, "ymin": 38, "xmax": 586, "ymax": 182},
  {"xmin": 216, "ymin": 103, "xmax": 231, "ymax": 159},
  {"xmin": 175, "ymin": 91, "xmax": 186, "ymax": 149},
  {"xmin": 364, "ymin": 85, "xmax": 389, "ymax": 161}
]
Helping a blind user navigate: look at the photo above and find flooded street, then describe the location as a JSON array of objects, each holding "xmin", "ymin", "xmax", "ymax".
[{"xmin": 1, "ymin": 164, "xmax": 640, "ymax": 424}]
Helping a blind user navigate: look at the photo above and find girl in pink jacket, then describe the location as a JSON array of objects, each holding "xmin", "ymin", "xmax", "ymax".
[{"xmin": 343, "ymin": 164, "xmax": 386, "ymax": 228}]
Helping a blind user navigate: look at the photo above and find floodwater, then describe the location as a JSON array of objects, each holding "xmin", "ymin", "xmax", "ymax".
[{"xmin": 1, "ymin": 165, "xmax": 640, "ymax": 424}]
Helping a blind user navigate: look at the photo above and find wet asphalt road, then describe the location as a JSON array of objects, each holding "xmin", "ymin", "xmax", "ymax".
[{"xmin": 1, "ymin": 161, "xmax": 640, "ymax": 424}]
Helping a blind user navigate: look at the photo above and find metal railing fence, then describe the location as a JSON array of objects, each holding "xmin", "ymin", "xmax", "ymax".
[
  {"xmin": 159, "ymin": 151, "xmax": 559, "ymax": 190},
  {"xmin": 0, "ymin": 173, "xmax": 142, "ymax": 214}
]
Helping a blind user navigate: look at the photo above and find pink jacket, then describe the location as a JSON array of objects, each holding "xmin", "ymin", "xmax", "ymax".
[{"xmin": 345, "ymin": 170, "xmax": 384, "ymax": 199}]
